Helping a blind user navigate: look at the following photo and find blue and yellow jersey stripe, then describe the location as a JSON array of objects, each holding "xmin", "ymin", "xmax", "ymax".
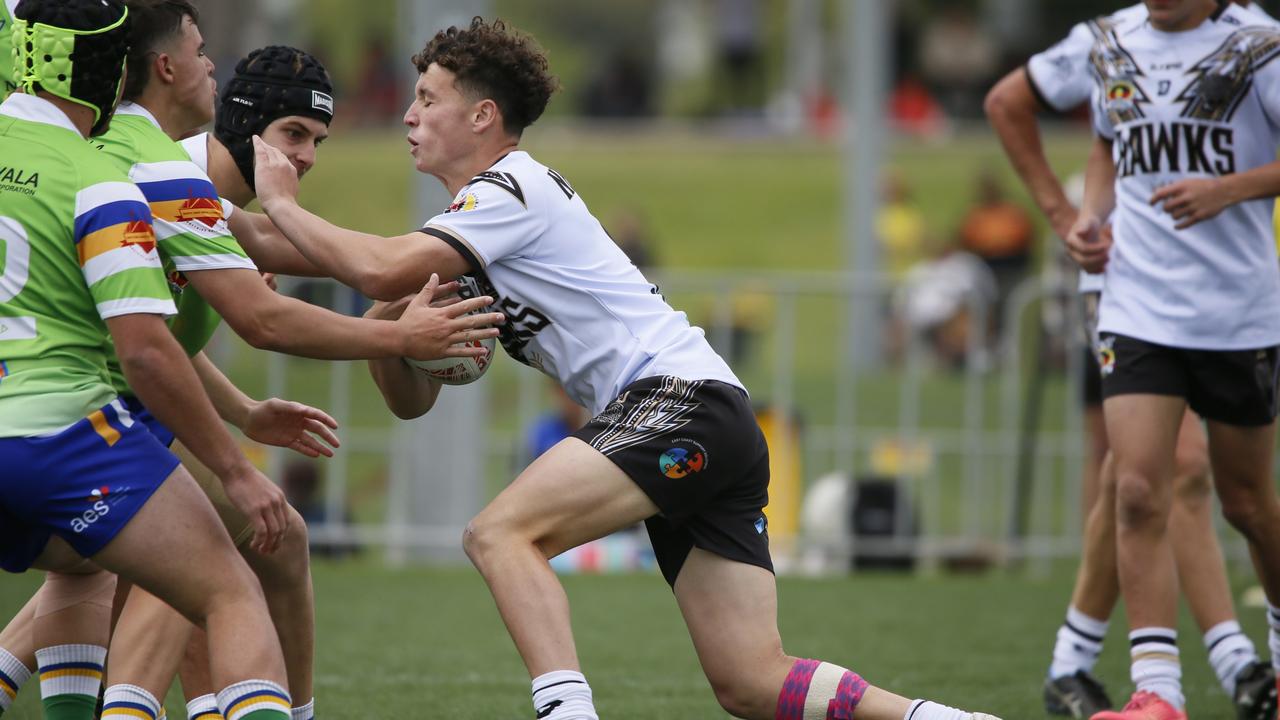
[{"xmin": 73, "ymin": 182, "xmax": 156, "ymax": 267}]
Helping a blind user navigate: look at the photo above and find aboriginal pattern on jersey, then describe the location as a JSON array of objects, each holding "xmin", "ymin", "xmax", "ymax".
[
  {"xmin": 1089, "ymin": 17, "xmax": 1150, "ymax": 126},
  {"xmin": 587, "ymin": 376, "xmax": 703, "ymax": 457},
  {"xmin": 454, "ymin": 271, "xmax": 549, "ymax": 368},
  {"xmin": 1178, "ymin": 27, "xmax": 1280, "ymax": 122}
]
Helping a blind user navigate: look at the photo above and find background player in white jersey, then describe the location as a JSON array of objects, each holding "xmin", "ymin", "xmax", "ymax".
[
  {"xmin": 1065, "ymin": 1, "xmax": 1280, "ymax": 717},
  {"xmin": 0, "ymin": 2, "xmax": 297, "ymax": 719},
  {"xmin": 985, "ymin": 3, "xmax": 1275, "ymax": 718},
  {"xmin": 251, "ymin": 17, "xmax": 1003, "ymax": 720}
]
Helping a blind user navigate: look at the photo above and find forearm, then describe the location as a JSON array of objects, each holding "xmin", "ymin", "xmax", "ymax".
[
  {"xmin": 117, "ymin": 332, "xmax": 254, "ymax": 479},
  {"xmin": 367, "ymin": 357, "xmax": 441, "ymax": 419},
  {"xmin": 986, "ymin": 70, "xmax": 1074, "ymax": 220},
  {"xmin": 259, "ymin": 197, "xmax": 400, "ymax": 296},
  {"xmin": 227, "ymin": 210, "xmax": 328, "ymax": 277},
  {"xmin": 1080, "ymin": 137, "xmax": 1117, "ymax": 221},
  {"xmin": 1217, "ymin": 160, "xmax": 1280, "ymax": 205},
  {"xmin": 191, "ymin": 351, "xmax": 253, "ymax": 429},
  {"xmin": 249, "ymin": 298, "xmax": 409, "ymax": 359}
]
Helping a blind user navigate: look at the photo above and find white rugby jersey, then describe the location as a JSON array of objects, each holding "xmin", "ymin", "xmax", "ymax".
[
  {"xmin": 423, "ymin": 151, "xmax": 742, "ymax": 414},
  {"xmin": 1089, "ymin": 2, "xmax": 1280, "ymax": 349}
]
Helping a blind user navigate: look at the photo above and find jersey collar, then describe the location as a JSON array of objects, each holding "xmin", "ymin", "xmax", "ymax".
[
  {"xmin": 0, "ymin": 93, "xmax": 82, "ymax": 136},
  {"xmin": 114, "ymin": 101, "xmax": 164, "ymax": 131}
]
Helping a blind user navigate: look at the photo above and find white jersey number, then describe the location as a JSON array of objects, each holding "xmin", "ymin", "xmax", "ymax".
[{"xmin": 0, "ymin": 216, "xmax": 31, "ymax": 303}]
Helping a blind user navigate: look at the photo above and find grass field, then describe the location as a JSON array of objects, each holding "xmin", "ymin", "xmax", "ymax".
[{"xmin": 0, "ymin": 561, "xmax": 1269, "ymax": 719}]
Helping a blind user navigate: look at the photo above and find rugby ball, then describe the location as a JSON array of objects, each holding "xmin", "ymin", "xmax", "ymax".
[{"xmin": 404, "ymin": 335, "xmax": 496, "ymax": 385}]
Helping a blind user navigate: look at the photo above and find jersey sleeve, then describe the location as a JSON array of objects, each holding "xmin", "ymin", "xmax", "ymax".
[
  {"xmin": 420, "ymin": 172, "xmax": 545, "ymax": 270},
  {"xmin": 1249, "ymin": 30, "xmax": 1280, "ymax": 128},
  {"xmin": 1026, "ymin": 20, "xmax": 1098, "ymax": 113},
  {"xmin": 130, "ymin": 159, "xmax": 257, "ymax": 273},
  {"xmin": 73, "ymin": 180, "xmax": 177, "ymax": 319}
]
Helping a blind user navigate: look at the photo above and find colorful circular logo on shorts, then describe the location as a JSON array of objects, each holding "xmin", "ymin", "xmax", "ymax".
[{"xmin": 659, "ymin": 447, "xmax": 705, "ymax": 479}]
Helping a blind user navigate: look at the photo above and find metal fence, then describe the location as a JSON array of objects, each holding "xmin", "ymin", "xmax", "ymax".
[{"xmin": 212, "ymin": 269, "xmax": 1245, "ymax": 571}]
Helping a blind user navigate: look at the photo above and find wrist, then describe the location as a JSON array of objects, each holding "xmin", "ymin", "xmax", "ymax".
[
  {"xmin": 1218, "ymin": 174, "xmax": 1248, "ymax": 206},
  {"xmin": 230, "ymin": 398, "xmax": 257, "ymax": 430}
]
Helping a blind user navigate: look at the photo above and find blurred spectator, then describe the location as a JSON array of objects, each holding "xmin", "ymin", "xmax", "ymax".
[
  {"xmin": 890, "ymin": 241, "xmax": 996, "ymax": 369},
  {"xmin": 352, "ymin": 34, "xmax": 399, "ymax": 126},
  {"xmin": 889, "ymin": 73, "xmax": 949, "ymax": 138},
  {"xmin": 282, "ymin": 460, "xmax": 360, "ymax": 559},
  {"xmin": 581, "ymin": 51, "xmax": 654, "ymax": 118},
  {"xmin": 525, "ymin": 383, "xmax": 592, "ymax": 463},
  {"xmin": 957, "ymin": 169, "xmax": 1035, "ymax": 332},
  {"xmin": 608, "ymin": 209, "xmax": 658, "ymax": 271},
  {"xmin": 918, "ymin": 5, "xmax": 999, "ymax": 118},
  {"xmin": 876, "ymin": 172, "xmax": 927, "ymax": 282},
  {"xmin": 714, "ymin": 0, "xmax": 765, "ymax": 115}
]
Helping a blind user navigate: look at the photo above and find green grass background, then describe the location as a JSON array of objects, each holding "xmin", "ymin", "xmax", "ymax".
[{"xmin": 1, "ymin": 561, "xmax": 1268, "ymax": 718}]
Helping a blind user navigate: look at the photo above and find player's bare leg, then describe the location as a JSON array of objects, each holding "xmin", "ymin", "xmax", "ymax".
[
  {"xmin": 1097, "ymin": 393, "xmax": 1186, "ymax": 718},
  {"xmin": 28, "ymin": 565, "xmax": 116, "ymax": 720},
  {"xmin": 106, "ymin": 587, "xmax": 195, "ymax": 702},
  {"xmin": 464, "ymin": 438, "xmax": 1000, "ymax": 720},
  {"xmin": 1206, "ymin": 419, "xmax": 1280, "ymax": 709},
  {"xmin": 0, "ymin": 587, "xmax": 39, "ymax": 715},
  {"xmin": 39, "ymin": 467, "xmax": 290, "ymax": 714}
]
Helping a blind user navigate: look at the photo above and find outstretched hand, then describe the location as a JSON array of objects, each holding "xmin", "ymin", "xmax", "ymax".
[
  {"xmin": 243, "ymin": 398, "xmax": 341, "ymax": 458},
  {"xmin": 252, "ymin": 135, "xmax": 300, "ymax": 210},
  {"xmin": 397, "ymin": 273, "xmax": 505, "ymax": 360}
]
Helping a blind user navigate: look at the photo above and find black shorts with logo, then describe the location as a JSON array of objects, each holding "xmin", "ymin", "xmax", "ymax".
[
  {"xmin": 572, "ymin": 375, "xmax": 772, "ymax": 586},
  {"xmin": 1098, "ymin": 333, "xmax": 1280, "ymax": 426}
]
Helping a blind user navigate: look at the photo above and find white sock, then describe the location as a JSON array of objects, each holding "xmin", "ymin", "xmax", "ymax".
[
  {"xmin": 290, "ymin": 698, "xmax": 314, "ymax": 720},
  {"xmin": 0, "ymin": 647, "xmax": 33, "ymax": 714},
  {"xmin": 1267, "ymin": 602, "xmax": 1280, "ymax": 672},
  {"xmin": 103, "ymin": 684, "xmax": 163, "ymax": 719},
  {"xmin": 1205, "ymin": 620, "xmax": 1258, "ymax": 696},
  {"xmin": 904, "ymin": 699, "xmax": 969, "ymax": 719},
  {"xmin": 186, "ymin": 693, "xmax": 222, "ymax": 719},
  {"xmin": 1130, "ymin": 628, "xmax": 1183, "ymax": 710},
  {"xmin": 532, "ymin": 670, "xmax": 598, "ymax": 720},
  {"xmin": 216, "ymin": 679, "xmax": 291, "ymax": 720},
  {"xmin": 35, "ymin": 644, "xmax": 106, "ymax": 706},
  {"xmin": 1048, "ymin": 606, "xmax": 1109, "ymax": 679}
]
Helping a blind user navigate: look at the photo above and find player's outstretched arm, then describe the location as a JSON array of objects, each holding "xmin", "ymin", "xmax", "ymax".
[
  {"xmin": 251, "ymin": 136, "xmax": 471, "ymax": 300},
  {"xmin": 226, "ymin": 208, "xmax": 328, "ymax": 277},
  {"xmin": 191, "ymin": 352, "xmax": 340, "ymax": 458},
  {"xmin": 105, "ymin": 313, "xmax": 290, "ymax": 554},
  {"xmin": 183, "ymin": 266, "xmax": 500, "ymax": 361},
  {"xmin": 985, "ymin": 67, "xmax": 1078, "ymax": 240},
  {"xmin": 363, "ymin": 296, "xmax": 443, "ymax": 419}
]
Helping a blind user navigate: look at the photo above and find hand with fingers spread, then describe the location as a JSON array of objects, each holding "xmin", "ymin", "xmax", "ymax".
[
  {"xmin": 243, "ymin": 399, "xmax": 341, "ymax": 458},
  {"xmin": 397, "ymin": 273, "xmax": 505, "ymax": 361},
  {"xmin": 220, "ymin": 464, "xmax": 290, "ymax": 555},
  {"xmin": 1065, "ymin": 213, "xmax": 1112, "ymax": 274},
  {"xmin": 1150, "ymin": 177, "xmax": 1237, "ymax": 230}
]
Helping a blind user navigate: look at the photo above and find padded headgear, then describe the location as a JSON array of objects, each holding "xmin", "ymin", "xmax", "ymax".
[
  {"xmin": 13, "ymin": 0, "xmax": 130, "ymax": 136},
  {"xmin": 215, "ymin": 45, "xmax": 334, "ymax": 189}
]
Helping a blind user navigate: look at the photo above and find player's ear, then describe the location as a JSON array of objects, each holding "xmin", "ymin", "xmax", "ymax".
[
  {"xmin": 153, "ymin": 51, "xmax": 177, "ymax": 86},
  {"xmin": 473, "ymin": 98, "xmax": 501, "ymax": 134}
]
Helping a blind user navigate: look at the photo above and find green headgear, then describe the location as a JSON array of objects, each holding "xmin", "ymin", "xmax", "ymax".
[{"xmin": 13, "ymin": 0, "xmax": 130, "ymax": 136}]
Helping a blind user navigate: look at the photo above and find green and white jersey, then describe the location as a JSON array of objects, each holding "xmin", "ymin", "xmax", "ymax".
[
  {"xmin": 0, "ymin": 0, "xmax": 17, "ymax": 98},
  {"xmin": 0, "ymin": 93, "xmax": 174, "ymax": 436},
  {"xmin": 95, "ymin": 102, "xmax": 256, "ymax": 392}
]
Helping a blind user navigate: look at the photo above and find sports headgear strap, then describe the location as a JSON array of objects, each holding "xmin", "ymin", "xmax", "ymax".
[
  {"xmin": 13, "ymin": 0, "xmax": 130, "ymax": 136},
  {"xmin": 215, "ymin": 45, "xmax": 334, "ymax": 189}
]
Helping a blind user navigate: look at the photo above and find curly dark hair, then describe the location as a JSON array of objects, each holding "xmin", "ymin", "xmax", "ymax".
[{"xmin": 412, "ymin": 17, "xmax": 558, "ymax": 136}]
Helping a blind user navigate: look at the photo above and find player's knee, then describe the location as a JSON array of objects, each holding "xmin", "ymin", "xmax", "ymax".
[
  {"xmin": 251, "ymin": 506, "xmax": 310, "ymax": 585},
  {"xmin": 37, "ymin": 567, "xmax": 117, "ymax": 617},
  {"xmin": 1220, "ymin": 494, "xmax": 1270, "ymax": 539},
  {"xmin": 461, "ymin": 516, "xmax": 496, "ymax": 567},
  {"xmin": 708, "ymin": 677, "xmax": 766, "ymax": 719},
  {"xmin": 1172, "ymin": 446, "xmax": 1210, "ymax": 499},
  {"xmin": 1114, "ymin": 470, "xmax": 1168, "ymax": 530}
]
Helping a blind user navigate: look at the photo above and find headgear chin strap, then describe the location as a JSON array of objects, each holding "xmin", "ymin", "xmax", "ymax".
[
  {"xmin": 13, "ymin": 0, "xmax": 130, "ymax": 137},
  {"xmin": 215, "ymin": 45, "xmax": 334, "ymax": 190}
]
